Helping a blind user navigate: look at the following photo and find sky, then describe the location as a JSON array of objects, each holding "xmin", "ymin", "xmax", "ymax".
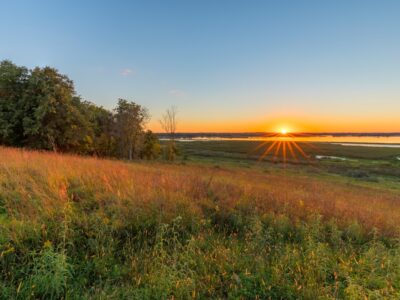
[{"xmin": 1, "ymin": 0, "xmax": 400, "ymax": 133}]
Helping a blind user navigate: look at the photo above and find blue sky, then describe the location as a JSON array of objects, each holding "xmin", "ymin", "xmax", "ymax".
[{"xmin": 2, "ymin": 0, "xmax": 400, "ymax": 132}]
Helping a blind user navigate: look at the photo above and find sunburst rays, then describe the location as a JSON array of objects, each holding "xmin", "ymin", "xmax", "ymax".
[{"xmin": 251, "ymin": 132, "xmax": 318, "ymax": 165}]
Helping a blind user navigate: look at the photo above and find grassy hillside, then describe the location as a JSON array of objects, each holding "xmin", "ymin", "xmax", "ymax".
[{"xmin": 0, "ymin": 147, "xmax": 399, "ymax": 299}]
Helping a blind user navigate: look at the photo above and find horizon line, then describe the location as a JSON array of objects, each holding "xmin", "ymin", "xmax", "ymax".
[{"xmin": 155, "ymin": 131, "xmax": 400, "ymax": 135}]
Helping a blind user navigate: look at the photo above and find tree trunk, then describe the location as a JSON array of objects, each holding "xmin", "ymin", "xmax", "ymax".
[{"xmin": 48, "ymin": 135, "xmax": 57, "ymax": 153}]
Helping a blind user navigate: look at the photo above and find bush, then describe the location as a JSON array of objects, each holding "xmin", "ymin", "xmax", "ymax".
[{"xmin": 25, "ymin": 246, "xmax": 71, "ymax": 299}]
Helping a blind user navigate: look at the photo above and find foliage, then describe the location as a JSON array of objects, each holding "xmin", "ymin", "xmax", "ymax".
[
  {"xmin": 0, "ymin": 60, "xmax": 157, "ymax": 161},
  {"xmin": 26, "ymin": 246, "xmax": 71, "ymax": 299},
  {"xmin": 0, "ymin": 60, "xmax": 29, "ymax": 146},
  {"xmin": 163, "ymin": 141, "xmax": 180, "ymax": 161},
  {"xmin": 114, "ymin": 99, "xmax": 149, "ymax": 160},
  {"xmin": 140, "ymin": 130, "xmax": 161, "ymax": 160},
  {"xmin": 21, "ymin": 66, "xmax": 90, "ymax": 152}
]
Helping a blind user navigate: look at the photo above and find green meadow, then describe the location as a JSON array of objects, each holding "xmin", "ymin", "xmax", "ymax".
[{"xmin": 177, "ymin": 140, "xmax": 400, "ymax": 191}]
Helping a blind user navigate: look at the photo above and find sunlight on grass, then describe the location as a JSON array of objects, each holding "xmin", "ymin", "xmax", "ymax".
[{"xmin": 0, "ymin": 146, "xmax": 399, "ymax": 298}]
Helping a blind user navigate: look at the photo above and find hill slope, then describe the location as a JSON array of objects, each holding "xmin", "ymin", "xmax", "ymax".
[{"xmin": 0, "ymin": 147, "xmax": 399, "ymax": 299}]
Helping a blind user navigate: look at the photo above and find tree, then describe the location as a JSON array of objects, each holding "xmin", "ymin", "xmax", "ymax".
[
  {"xmin": 0, "ymin": 60, "xmax": 29, "ymax": 146},
  {"xmin": 0, "ymin": 61, "xmax": 95, "ymax": 152},
  {"xmin": 114, "ymin": 99, "xmax": 149, "ymax": 160},
  {"xmin": 81, "ymin": 101, "xmax": 116, "ymax": 156},
  {"xmin": 140, "ymin": 130, "xmax": 161, "ymax": 160},
  {"xmin": 0, "ymin": 60, "xmax": 160, "ymax": 161},
  {"xmin": 159, "ymin": 106, "xmax": 178, "ymax": 160},
  {"xmin": 21, "ymin": 67, "xmax": 91, "ymax": 152}
]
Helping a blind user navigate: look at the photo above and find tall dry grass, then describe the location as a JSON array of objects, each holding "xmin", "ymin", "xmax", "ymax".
[
  {"xmin": 0, "ymin": 146, "xmax": 399, "ymax": 299},
  {"xmin": 0, "ymin": 146, "xmax": 398, "ymax": 235}
]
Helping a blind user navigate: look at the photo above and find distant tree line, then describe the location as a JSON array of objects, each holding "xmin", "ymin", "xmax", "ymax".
[{"xmin": 0, "ymin": 60, "xmax": 162, "ymax": 160}]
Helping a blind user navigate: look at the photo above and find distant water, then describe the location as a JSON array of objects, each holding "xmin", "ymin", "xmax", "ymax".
[
  {"xmin": 159, "ymin": 133, "xmax": 400, "ymax": 147},
  {"xmin": 332, "ymin": 143, "xmax": 400, "ymax": 148}
]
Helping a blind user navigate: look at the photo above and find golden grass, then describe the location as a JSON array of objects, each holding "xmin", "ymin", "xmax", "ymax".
[{"xmin": 0, "ymin": 146, "xmax": 399, "ymax": 236}]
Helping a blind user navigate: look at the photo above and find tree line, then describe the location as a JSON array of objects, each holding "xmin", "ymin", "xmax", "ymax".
[{"xmin": 0, "ymin": 60, "xmax": 170, "ymax": 160}]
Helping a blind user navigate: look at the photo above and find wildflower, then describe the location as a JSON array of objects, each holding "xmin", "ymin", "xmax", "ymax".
[{"xmin": 43, "ymin": 240, "xmax": 52, "ymax": 248}]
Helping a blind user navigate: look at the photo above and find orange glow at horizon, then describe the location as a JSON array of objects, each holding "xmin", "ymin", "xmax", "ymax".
[{"xmin": 148, "ymin": 116, "xmax": 400, "ymax": 133}]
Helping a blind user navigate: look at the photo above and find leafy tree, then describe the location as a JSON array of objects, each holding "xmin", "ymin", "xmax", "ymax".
[
  {"xmin": 0, "ymin": 60, "xmax": 160, "ymax": 161},
  {"xmin": 20, "ymin": 67, "xmax": 91, "ymax": 152},
  {"xmin": 114, "ymin": 99, "xmax": 149, "ymax": 160},
  {"xmin": 81, "ymin": 101, "xmax": 116, "ymax": 156},
  {"xmin": 140, "ymin": 130, "xmax": 161, "ymax": 160},
  {"xmin": 0, "ymin": 60, "xmax": 29, "ymax": 146}
]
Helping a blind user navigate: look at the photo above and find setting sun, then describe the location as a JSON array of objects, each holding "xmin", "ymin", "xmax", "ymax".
[{"xmin": 280, "ymin": 128, "xmax": 288, "ymax": 135}]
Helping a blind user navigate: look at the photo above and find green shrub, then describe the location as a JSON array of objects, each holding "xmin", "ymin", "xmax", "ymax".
[{"xmin": 24, "ymin": 246, "xmax": 71, "ymax": 299}]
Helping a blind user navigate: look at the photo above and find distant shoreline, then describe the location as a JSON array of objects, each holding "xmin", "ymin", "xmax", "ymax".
[
  {"xmin": 158, "ymin": 133, "xmax": 400, "ymax": 147},
  {"xmin": 157, "ymin": 132, "xmax": 400, "ymax": 139},
  {"xmin": 331, "ymin": 143, "xmax": 400, "ymax": 148}
]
